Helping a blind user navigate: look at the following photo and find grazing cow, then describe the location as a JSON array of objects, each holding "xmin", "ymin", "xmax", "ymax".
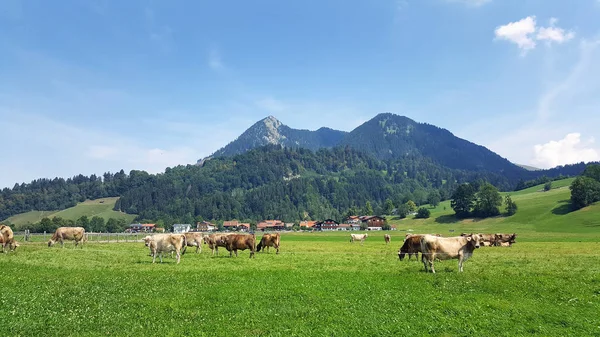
[
  {"xmin": 495, "ymin": 233, "xmax": 517, "ymax": 247},
  {"xmin": 420, "ymin": 234, "xmax": 482, "ymax": 273},
  {"xmin": 147, "ymin": 234, "xmax": 187, "ymax": 264},
  {"xmin": 223, "ymin": 234, "xmax": 256, "ymax": 258},
  {"xmin": 461, "ymin": 233, "xmax": 496, "ymax": 247},
  {"xmin": 398, "ymin": 234, "xmax": 425, "ymax": 261},
  {"xmin": 256, "ymin": 233, "xmax": 280, "ymax": 254},
  {"xmin": 350, "ymin": 233, "xmax": 368, "ymax": 244},
  {"xmin": 48, "ymin": 227, "xmax": 86, "ymax": 248},
  {"xmin": 204, "ymin": 233, "xmax": 234, "ymax": 256},
  {"xmin": 182, "ymin": 232, "xmax": 204, "ymax": 254},
  {"xmin": 384, "ymin": 234, "xmax": 391, "ymax": 245},
  {"xmin": 0, "ymin": 225, "xmax": 19, "ymax": 253}
]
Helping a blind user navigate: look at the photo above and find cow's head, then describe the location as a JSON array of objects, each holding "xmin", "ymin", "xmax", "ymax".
[
  {"xmin": 466, "ymin": 234, "xmax": 481, "ymax": 249},
  {"xmin": 47, "ymin": 239, "xmax": 55, "ymax": 247},
  {"xmin": 9, "ymin": 240, "xmax": 19, "ymax": 251},
  {"xmin": 143, "ymin": 236, "xmax": 152, "ymax": 247}
]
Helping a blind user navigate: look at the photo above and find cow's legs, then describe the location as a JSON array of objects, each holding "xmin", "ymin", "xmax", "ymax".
[
  {"xmin": 421, "ymin": 254, "xmax": 428, "ymax": 272},
  {"xmin": 276, "ymin": 245, "xmax": 279, "ymax": 255},
  {"xmin": 235, "ymin": 249, "xmax": 238, "ymax": 257},
  {"xmin": 429, "ymin": 254, "xmax": 436, "ymax": 273},
  {"xmin": 152, "ymin": 252, "xmax": 156, "ymax": 263},
  {"xmin": 176, "ymin": 251, "xmax": 181, "ymax": 264}
]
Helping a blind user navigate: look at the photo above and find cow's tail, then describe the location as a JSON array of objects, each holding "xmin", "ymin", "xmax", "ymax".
[
  {"xmin": 256, "ymin": 238, "xmax": 263, "ymax": 252},
  {"xmin": 181, "ymin": 235, "xmax": 187, "ymax": 255}
]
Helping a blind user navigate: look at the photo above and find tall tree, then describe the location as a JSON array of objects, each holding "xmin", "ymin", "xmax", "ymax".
[
  {"xmin": 505, "ymin": 195, "xmax": 518, "ymax": 216},
  {"xmin": 474, "ymin": 183, "xmax": 502, "ymax": 217},
  {"xmin": 451, "ymin": 184, "xmax": 475, "ymax": 218},
  {"xmin": 427, "ymin": 190, "xmax": 441, "ymax": 208},
  {"xmin": 383, "ymin": 199, "xmax": 395, "ymax": 215},
  {"xmin": 364, "ymin": 201, "xmax": 373, "ymax": 216},
  {"xmin": 570, "ymin": 176, "xmax": 600, "ymax": 210}
]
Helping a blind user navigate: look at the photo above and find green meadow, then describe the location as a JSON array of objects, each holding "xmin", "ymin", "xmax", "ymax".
[{"xmin": 1, "ymin": 179, "xmax": 599, "ymax": 336}]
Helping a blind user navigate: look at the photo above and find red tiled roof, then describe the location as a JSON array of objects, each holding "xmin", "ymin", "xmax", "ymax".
[{"xmin": 223, "ymin": 221, "xmax": 239, "ymax": 227}]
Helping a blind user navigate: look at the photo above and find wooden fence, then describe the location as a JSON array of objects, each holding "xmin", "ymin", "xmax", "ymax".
[{"xmin": 15, "ymin": 231, "xmax": 147, "ymax": 243}]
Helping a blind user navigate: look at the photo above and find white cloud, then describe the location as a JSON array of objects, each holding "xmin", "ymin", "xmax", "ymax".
[
  {"xmin": 495, "ymin": 16, "xmax": 575, "ymax": 54},
  {"xmin": 445, "ymin": 0, "xmax": 491, "ymax": 7},
  {"xmin": 532, "ymin": 133, "xmax": 599, "ymax": 168},
  {"xmin": 494, "ymin": 16, "xmax": 537, "ymax": 52}
]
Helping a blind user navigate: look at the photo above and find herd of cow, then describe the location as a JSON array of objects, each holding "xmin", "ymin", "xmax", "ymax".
[{"xmin": 1, "ymin": 224, "xmax": 516, "ymax": 273}]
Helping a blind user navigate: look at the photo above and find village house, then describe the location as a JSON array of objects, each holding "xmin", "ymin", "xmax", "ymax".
[
  {"xmin": 337, "ymin": 223, "xmax": 361, "ymax": 231},
  {"xmin": 223, "ymin": 220, "xmax": 251, "ymax": 232},
  {"xmin": 314, "ymin": 219, "xmax": 340, "ymax": 231},
  {"xmin": 196, "ymin": 221, "xmax": 216, "ymax": 232},
  {"xmin": 257, "ymin": 220, "xmax": 285, "ymax": 231},
  {"xmin": 361, "ymin": 216, "xmax": 386, "ymax": 230},
  {"xmin": 299, "ymin": 221, "xmax": 316, "ymax": 229},
  {"xmin": 172, "ymin": 224, "xmax": 191, "ymax": 233},
  {"xmin": 128, "ymin": 223, "xmax": 155, "ymax": 233}
]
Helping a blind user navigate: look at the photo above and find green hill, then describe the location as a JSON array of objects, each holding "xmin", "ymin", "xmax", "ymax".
[
  {"xmin": 390, "ymin": 177, "xmax": 600, "ymax": 241},
  {"xmin": 4, "ymin": 197, "xmax": 136, "ymax": 228}
]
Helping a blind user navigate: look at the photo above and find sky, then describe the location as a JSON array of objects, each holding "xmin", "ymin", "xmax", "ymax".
[{"xmin": 1, "ymin": 0, "xmax": 599, "ymax": 188}]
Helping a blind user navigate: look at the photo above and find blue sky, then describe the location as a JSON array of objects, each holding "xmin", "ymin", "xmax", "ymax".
[{"xmin": 1, "ymin": 0, "xmax": 599, "ymax": 188}]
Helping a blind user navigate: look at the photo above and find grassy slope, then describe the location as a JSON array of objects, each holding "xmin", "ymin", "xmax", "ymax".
[
  {"xmin": 4, "ymin": 197, "xmax": 136, "ymax": 226},
  {"xmin": 1, "ymin": 178, "xmax": 599, "ymax": 336}
]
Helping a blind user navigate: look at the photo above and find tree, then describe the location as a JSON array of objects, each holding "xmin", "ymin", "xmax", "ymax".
[
  {"xmin": 78, "ymin": 216, "xmax": 90, "ymax": 231},
  {"xmin": 363, "ymin": 201, "xmax": 373, "ymax": 216},
  {"xmin": 415, "ymin": 207, "xmax": 431, "ymax": 219},
  {"xmin": 382, "ymin": 221, "xmax": 391, "ymax": 230},
  {"xmin": 544, "ymin": 181, "xmax": 552, "ymax": 191},
  {"xmin": 505, "ymin": 195, "xmax": 518, "ymax": 216},
  {"xmin": 582, "ymin": 164, "xmax": 600, "ymax": 182},
  {"xmin": 360, "ymin": 222, "xmax": 369, "ymax": 230},
  {"xmin": 383, "ymin": 199, "xmax": 395, "ymax": 215},
  {"xmin": 405, "ymin": 200, "xmax": 417, "ymax": 213},
  {"xmin": 90, "ymin": 216, "xmax": 106, "ymax": 232},
  {"xmin": 396, "ymin": 204, "xmax": 410, "ymax": 219},
  {"xmin": 427, "ymin": 190, "xmax": 441, "ymax": 208},
  {"xmin": 451, "ymin": 184, "xmax": 475, "ymax": 218},
  {"xmin": 570, "ymin": 176, "xmax": 600, "ymax": 210},
  {"xmin": 474, "ymin": 183, "xmax": 502, "ymax": 217}
]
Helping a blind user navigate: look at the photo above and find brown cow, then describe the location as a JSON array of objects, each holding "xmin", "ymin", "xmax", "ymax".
[
  {"xmin": 420, "ymin": 234, "xmax": 482, "ymax": 273},
  {"xmin": 182, "ymin": 232, "xmax": 204, "ymax": 254},
  {"xmin": 203, "ymin": 233, "xmax": 234, "ymax": 256},
  {"xmin": 495, "ymin": 233, "xmax": 517, "ymax": 247},
  {"xmin": 384, "ymin": 234, "xmax": 391, "ymax": 245},
  {"xmin": 48, "ymin": 227, "xmax": 86, "ymax": 248},
  {"xmin": 147, "ymin": 233, "xmax": 187, "ymax": 264},
  {"xmin": 223, "ymin": 234, "xmax": 256, "ymax": 258},
  {"xmin": 256, "ymin": 233, "xmax": 280, "ymax": 254},
  {"xmin": 398, "ymin": 234, "xmax": 423, "ymax": 261},
  {"xmin": 0, "ymin": 225, "xmax": 19, "ymax": 253}
]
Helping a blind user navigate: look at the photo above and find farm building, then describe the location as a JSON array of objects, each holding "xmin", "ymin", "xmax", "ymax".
[
  {"xmin": 173, "ymin": 224, "xmax": 191, "ymax": 233},
  {"xmin": 223, "ymin": 220, "xmax": 251, "ymax": 231},
  {"xmin": 337, "ymin": 224, "xmax": 361, "ymax": 231},
  {"xmin": 257, "ymin": 220, "xmax": 285, "ymax": 231},
  {"xmin": 128, "ymin": 223, "xmax": 155, "ymax": 233},
  {"xmin": 196, "ymin": 221, "xmax": 216, "ymax": 232},
  {"xmin": 299, "ymin": 221, "xmax": 316, "ymax": 229},
  {"xmin": 314, "ymin": 219, "xmax": 340, "ymax": 231}
]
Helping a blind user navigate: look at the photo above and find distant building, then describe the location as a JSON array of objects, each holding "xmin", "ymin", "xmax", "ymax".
[
  {"xmin": 223, "ymin": 220, "xmax": 251, "ymax": 232},
  {"xmin": 257, "ymin": 220, "xmax": 285, "ymax": 231},
  {"xmin": 128, "ymin": 223, "xmax": 155, "ymax": 233},
  {"xmin": 299, "ymin": 221, "xmax": 316, "ymax": 229},
  {"xmin": 337, "ymin": 224, "xmax": 361, "ymax": 231},
  {"xmin": 314, "ymin": 219, "xmax": 340, "ymax": 231},
  {"xmin": 173, "ymin": 224, "xmax": 191, "ymax": 233},
  {"xmin": 196, "ymin": 221, "xmax": 216, "ymax": 232}
]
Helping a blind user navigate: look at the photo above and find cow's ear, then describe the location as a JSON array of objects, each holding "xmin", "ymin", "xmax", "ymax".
[{"xmin": 466, "ymin": 236, "xmax": 472, "ymax": 241}]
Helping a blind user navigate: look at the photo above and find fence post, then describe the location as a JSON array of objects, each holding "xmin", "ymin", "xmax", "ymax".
[{"xmin": 44, "ymin": 231, "xmax": 46, "ymax": 241}]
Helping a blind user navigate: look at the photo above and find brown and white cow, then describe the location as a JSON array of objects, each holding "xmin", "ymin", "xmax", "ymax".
[
  {"xmin": 384, "ymin": 234, "xmax": 391, "ymax": 245},
  {"xmin": 494, "ymin": 233, "xmax": 517, "ymax": 247},
  {"xmin": 203, "ymin": 233, "xmax": 234, "ymax": 256},
  {"xmin": 461, "ymin": 233, "xmax": 496, "ymax": 247},
  {"xmin": 350, "ymin": 233, "xmax": 368, "ymax": 244},
  {"xmin": 182, "ymin": 232, "xmax": 204, "ymax": 254},
  {"xmin": 48, "ymin": 227, "xmax": 86, "ymax": 248},
  {"xmin": 420, "ymin": 234, "xmax": 482, "ymax": 273},
  {"xmin": 223, "ymin": 234, "xmax": 256, "ymax": 258},
  {"xmin": 256, "ymin": 233, "xmax": 280, "ymax": 254},
  {"xmin": 0, "ymin": 224, "xmax": 19, "ymax": 253},
  {"xmin": 147, "ymin": 233, "xmax": 187, "ymax": 264}
]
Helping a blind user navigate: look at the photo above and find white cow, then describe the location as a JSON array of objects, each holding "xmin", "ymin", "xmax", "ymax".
[
  {"xmin": 420, "ymin": 234, "xmax": 482, "ymax": 273},
  {"xmin": 350, "ymin": 233, "xmax": 368, "ymax": 245},
  {"xmin": 145, "ymin": 234, "xmax": 187, "ymax": 264}
]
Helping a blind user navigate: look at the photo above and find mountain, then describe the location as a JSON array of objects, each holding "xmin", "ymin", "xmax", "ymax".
[
  {"xmin": 338, "ymin": 113, "xmax": 528, "ymax": 177},
  {"xmin": 517, "ymin": 164, "xmax": 541, "ymax": 171},
  {"xmin": 198, "ymin": 116, "xmax": 347, "ymax": 163}
]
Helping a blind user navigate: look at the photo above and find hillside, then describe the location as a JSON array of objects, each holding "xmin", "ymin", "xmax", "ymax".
[
  {"xmin": 391, "ymin": 178, "xmax": 600, "ymax": 240},
  {"xmin": 201, "ymin": 116, "xmax": 347, "ymax": 161},
  {"xmin": 5, "ymin": 197, "xmax": 136, "ymax": 227}
]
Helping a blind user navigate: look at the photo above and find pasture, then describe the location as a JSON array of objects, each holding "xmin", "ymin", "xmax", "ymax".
[{"xmin": 1, "ymin": 231, "xmax": 599, "ymax": 336}]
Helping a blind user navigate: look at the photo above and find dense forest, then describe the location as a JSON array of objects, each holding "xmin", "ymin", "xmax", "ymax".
[{"xmin": 0, "ymin": 145, "xmax": 592, "ymax": 225}]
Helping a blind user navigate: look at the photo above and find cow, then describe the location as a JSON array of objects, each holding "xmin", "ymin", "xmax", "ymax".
[
  {"xmin": 384, "ymin": 234, "xmax": 391, "ymax": 245},
  {"xmin": 350, "ymin": 233, "xmax": 368, "ymax": 244},
  {"xmin": 256, "ymin": 233, "xmax": 280, "ymax": 254},
  {"xmin": 223, "ymin": 234, "xmax": 256, "ymax": 258},
  {"xmin": 398, "ymin": 234, "xmax": 424, "ymax": 261},
  {"xmin": 48, "ymin": 227, "xmax": 86, "ymax": 248},
  {"xmin": 204, "ymin": 233, "xmax": 234, "ymax": 256},
  {"xmin": 0, "ymin": 225, "xmax": 19, "ymax": 253},
  {"xmin": 182, "ymin": 232, "xmax": 204, "ymax": 254},
  {"xmin": 495, "ymin": 233, "xmax": 517, "ymax": 247},
  {"xmin": 461, "ymin": 233, "xmax": 496, "ymax": 247},
  {"xmin": 147, "ymin": 233, "xmax": 187, "ymax": 264},
  {"xmin": 420, "ymin": 234, "xmax": 482, "ymax": 273}
]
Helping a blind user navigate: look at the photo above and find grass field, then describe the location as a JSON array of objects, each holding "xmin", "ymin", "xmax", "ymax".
[
  {"xmin": 4, "ymin": 197, "xmax": 137, "ymax": 227},
  {"xmin": 1, "ymin": 179, "xmax": 600, "ymax": 336}
]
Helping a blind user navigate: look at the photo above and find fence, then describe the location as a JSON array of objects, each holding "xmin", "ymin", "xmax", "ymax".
[{"xmin": 15, "ymin": 231, "xmax": 147, "ymax": 243}]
